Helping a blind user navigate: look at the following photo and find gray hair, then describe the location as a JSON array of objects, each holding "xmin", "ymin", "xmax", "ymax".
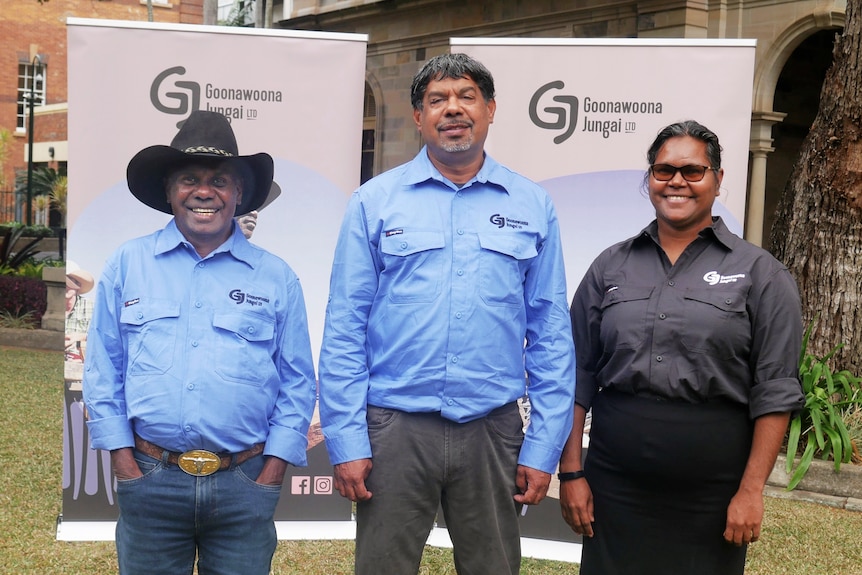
[{"xmin": 410, "ymin": 53, "xmax": 496, "ymax": 111}]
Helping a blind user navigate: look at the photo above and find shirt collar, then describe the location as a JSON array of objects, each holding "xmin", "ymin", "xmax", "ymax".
[
  {"xmin": 638, "ymin": 216, "xmax": 735, "ymax": 251},
  {"xmin": 403, "ymin": 146, "xmax": 512, "ymax": 194},
  {"xmin": 155, "ymin": 219, "xmax": 258, "ymax": 267}
]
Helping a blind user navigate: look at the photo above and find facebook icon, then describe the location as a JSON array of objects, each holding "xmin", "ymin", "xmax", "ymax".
[{"xmin": 291, "ymin": 476, "xmax": 311, "ymax": 495}]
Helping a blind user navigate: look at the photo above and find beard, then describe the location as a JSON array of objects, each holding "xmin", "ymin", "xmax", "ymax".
[{"xmin": 439, "ymin": 138, "xmax": 473, "ymax": 153}]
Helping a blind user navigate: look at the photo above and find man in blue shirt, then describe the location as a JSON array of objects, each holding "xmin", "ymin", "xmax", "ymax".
[
  {"xmin": 83, "ymin": 111, "xmax": 316, "ymax": 575},
  {"xmin": 318, "ymin": 53, "xmax": 576, "ymax": 574}
]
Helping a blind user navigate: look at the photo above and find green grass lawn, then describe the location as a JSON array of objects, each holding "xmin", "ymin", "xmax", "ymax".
[{"xmin": 1, "ymin": 345, "xmax": 861, "ymax": 574}]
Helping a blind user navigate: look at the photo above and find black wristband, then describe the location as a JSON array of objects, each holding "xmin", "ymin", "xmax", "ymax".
[{"xmin": 557, "ymin": 470, "xmax": 586, "ymax": 482}]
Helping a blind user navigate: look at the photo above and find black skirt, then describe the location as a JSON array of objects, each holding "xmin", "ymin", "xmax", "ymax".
[{"xmin": 580, "ymin": 389, "xmax": 753, "ymax": 575}]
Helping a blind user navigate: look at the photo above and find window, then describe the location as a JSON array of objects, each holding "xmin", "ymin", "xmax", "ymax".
[
  {"xmin": 17, "ymin": 60, "xmax": 46, "ymax": 132},
  {"xmin": 361, "ymin": 82, "xmax": 377, "ymax": 184}
]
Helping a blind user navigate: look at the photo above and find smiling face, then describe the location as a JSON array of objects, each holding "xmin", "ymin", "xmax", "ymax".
[
  {"xmin": 413, "ymin": 74, "xmax": 496, "ymax": 171},
  {"xmin": 166, "ymin": 161, "xmax": 243, "ymax": 257},
  {"xmin": 649, "ymin": 135, "xmax": 723, "ymax": 236}
]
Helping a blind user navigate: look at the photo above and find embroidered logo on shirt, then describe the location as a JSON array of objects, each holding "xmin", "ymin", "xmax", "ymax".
[
  {"xmin": 703, "ymin": 271, "xmax": 746, "ymax": 286},
  {"xmin": 490, "ymin": 214, "xmax": 530, "ymax": 229},
  {"xmin": 229, "ymin": 289, "xmax": 270, "ymax": 307},
  {"xmin": 385, "ymin": 229, "xmax": 403, "ymax": 237},
  {"xmin": 124, "ymin": 298, "xmax": 140, "ymax": 307}
]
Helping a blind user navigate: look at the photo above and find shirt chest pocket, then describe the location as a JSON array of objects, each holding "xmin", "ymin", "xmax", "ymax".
[
  {"xmin": 212, "ymin": 312, "xmax": 276, "ymax": 386},
  {"xmin": 120, "ymin": 300, "xmax": 180, "ymax": 376},
  {"xmin": 681, "ymin": 290, "xmax": 749, "ymax": 359},
  {"xmin": 599, "ymin": 286, "xmax": 653, "ymax": 350},
  {"xmin": 477, "ymin": 232, "xmax": 538, "ymax": 308},
  {"xmin": 379, "ymin": 230, "xmax": 445, "ymax": 304}
]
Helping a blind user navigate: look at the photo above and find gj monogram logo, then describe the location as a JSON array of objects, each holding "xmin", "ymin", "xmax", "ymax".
[
  {"xmin": 528, "ymin": 81, "xmax": 579, "ymax": 144},
  {"xmin": 150, "ymin": 66, "xmax": 201, "ymax": 127},
  {"xmin": 229, "ymin": 289, "xmax": 246, "ymax": 304}
]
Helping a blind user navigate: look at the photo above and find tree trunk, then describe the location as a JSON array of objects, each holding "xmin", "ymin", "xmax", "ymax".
[{"xmin": 770, "ymin": 0, "xmax": 862, "ymax": 371}]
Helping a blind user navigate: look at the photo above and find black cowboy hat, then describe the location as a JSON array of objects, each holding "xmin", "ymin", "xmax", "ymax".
[{"xmin": 126, "ymin": 110, "xmax": 276, "ymax": 216}]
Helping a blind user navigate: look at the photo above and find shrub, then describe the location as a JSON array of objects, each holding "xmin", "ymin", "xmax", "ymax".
[
  {"xmin": 0, "ymin": 274, "xmax": 46, "ymax": 326},
  {"xmin": 0, "ymin": 225, "xmax": 45, "ymax": 273},
  {"xmin": 0, "ymin": 222, "xmax": 54, "ymax": 238},
  {"xmin": 0, "ymin": 310, "xmax": 38, "ymax": 329},
  {"xmin": 785, "ymin": 321, "xmax": 862, "ymax": 490}
]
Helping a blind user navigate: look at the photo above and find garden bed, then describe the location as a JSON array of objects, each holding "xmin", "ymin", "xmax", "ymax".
[{"xmin": 769, "ymin": 454, "xmax": 862, "ymax": 500}]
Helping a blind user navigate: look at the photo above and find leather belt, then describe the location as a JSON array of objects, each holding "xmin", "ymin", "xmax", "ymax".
[{"xmin": 134, "ymin": 435, "xmax": 264, "ymax": 477}]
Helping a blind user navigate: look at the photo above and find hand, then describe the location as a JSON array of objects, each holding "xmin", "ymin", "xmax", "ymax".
[
  {"xmin": 513, "ymin": 465, "xmax": 550, "ymax": 506},
  {"xmin": 559, "ymin": 474, "xmax": 594, "ymax": 537},
  {"xmin": 236, "ymin": 211, "xmax": 259, "ymax": 239},
  {"xmin": 110, "ymin": 448, "xmax": 143, "ymax": 481},
  {"xmin": 333, "ymin": 459, "xmax": 373, "ymax": 502},
  {"xmin": 256, "ymin": 456, "xmax": 288, "ymax": 486},
  {"xmin": 724, "ymin": 487, "xmax": 764, "ymax": 546}
]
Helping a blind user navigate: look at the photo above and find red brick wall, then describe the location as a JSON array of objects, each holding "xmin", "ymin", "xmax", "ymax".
[{"xmin": 0, "ymin": 0, "xmax": 203, "ymax": 194}]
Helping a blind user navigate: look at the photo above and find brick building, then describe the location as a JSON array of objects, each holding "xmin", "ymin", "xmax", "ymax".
[
  {"xmin": 0, "ymin": 0, "xmax": 204, "ymax": 224},
  {"xmin": 1, "ymin": 0, "xmax": 849, "ymax": 244},
  {"xmin": 273, "ymin": 0, "xmax": 846, "ymax": 247}
]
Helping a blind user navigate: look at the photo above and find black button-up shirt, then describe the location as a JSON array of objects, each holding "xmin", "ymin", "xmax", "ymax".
[{"xmin": 571, "ymin": 217, "xmax": 804, "ymax": 419}]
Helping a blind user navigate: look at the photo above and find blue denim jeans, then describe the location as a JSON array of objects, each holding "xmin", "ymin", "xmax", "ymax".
[{"xmin": 115, "ymin": 449, "xmax": 282, "ymax": 575}]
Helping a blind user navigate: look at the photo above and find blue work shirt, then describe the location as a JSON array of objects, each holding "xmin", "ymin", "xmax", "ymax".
[
  {"xmin": 318, "ymin": 148, "xmax": 575, "ymax": 474},
  {"xmin": 83, "ymin": 220, "xmax": 317, "ymax": 466}
]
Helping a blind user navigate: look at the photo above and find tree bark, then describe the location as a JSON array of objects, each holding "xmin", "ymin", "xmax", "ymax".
[{"xmin": 770, "ymin": 0, "xmax": 862, "ymax": 371}]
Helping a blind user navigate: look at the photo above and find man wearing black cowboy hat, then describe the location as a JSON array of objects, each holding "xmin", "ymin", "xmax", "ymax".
[{"xmin": 83, "ymin": 110, "xmax": 316, "ymax": 575}]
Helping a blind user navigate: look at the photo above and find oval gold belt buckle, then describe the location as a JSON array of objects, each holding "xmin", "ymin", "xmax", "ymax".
[{"xmin": 178, "ymin": 450, "xmax": 221, "ymax": 476}]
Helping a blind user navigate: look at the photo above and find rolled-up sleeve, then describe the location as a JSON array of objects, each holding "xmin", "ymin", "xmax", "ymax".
[
  {"xmin": 747, "ymin": 267, "xmax": 804, "ymax": 418},
  {"xmin": 570, "ymin": 255, "xmax": 605, "ymax": 412}
]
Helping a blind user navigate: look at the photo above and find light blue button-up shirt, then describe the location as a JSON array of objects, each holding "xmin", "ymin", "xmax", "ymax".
[
  {"xmin": 318, "ymin": 148, "xmax": 575, "ymax": 474},
  {"xmin": 83, "ymin": 220, "xmax": 317, "ymax": 466}
]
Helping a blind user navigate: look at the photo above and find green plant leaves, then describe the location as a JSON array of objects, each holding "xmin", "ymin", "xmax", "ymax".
[{"xmin": 785, "ymin": 319, "xmax": 862, "ymax": 490}]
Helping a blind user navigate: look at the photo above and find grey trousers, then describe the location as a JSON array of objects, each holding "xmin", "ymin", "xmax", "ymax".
[{"xmin": 355, "ymin": 403, "xmax": 524, "ymax": 575}]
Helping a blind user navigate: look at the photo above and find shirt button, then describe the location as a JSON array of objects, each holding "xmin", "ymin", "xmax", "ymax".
[
  {"xmin": 451, "ymin": 356, "xmax": 459, "ymax": 363},
  {"xmin": 656, "ymin": 355, "xmax": 663, "ymax": 362},
  {"xmin": 199, "ymin": 262, "xmax": 206, "ymax": 268},
  {"xmin": 191, "ymin": 340, "xmax": 199, "ymax": 347},
  {"xmin": 187, "ymin": 383, "xmax": 194, "ymax": 390},
  {"xmin": 668, "ymin": 280, "xmax": 675, "ymax": 286},
  {"xmin": 184, "ymin": 425, "xmax": 191, "ymax": 432},
  {"xmin": 457, "ymin": 229, "xmax": 464, "ymax": 235},
  {"xmin": 447, "ymin": 399, "xmax": 455, "ymax": 406},
  {"xmin": 457, "ymin": 269, "xmax": 464, "ymax": 276},
  {"xmin": 400, "ymin": 242, "xmax": 408, "ymax": 250},
  {"xmin": 455, "ymin": 312, "xmax": 462, "ymax": 319},
  {"xmin": 456, "ymin": 191, "xmax": 463, "ymax": 197},
  {"xmin": 136, "ymin": 312, "xmax": 143, "ymax": 320},
  {"xmin": 247, "ymin": 326, "xmax": 255, "ymax": 334},
  {"xmin": 725, "ymin": 298, "xmax": 733, "ymax": 305},
  {"xmin": 195, "ymin": 301, "xmax": 202, "ymax": 308},
  {"xmin": 659, "ymin": 313, "xmax": 667, "ymax": 320}
]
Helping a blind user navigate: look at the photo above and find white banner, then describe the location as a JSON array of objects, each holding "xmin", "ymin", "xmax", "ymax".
[
  {"xmin": 61, "ymin": 18, "xmax": 366, "ymax": 539},
  {"xmin": 452, "ymin": 37, "xmax": 756, "ymax": 559},
  {"xmin": 453, "ymin": 38, "xmax": 754, "ymax": 298}
]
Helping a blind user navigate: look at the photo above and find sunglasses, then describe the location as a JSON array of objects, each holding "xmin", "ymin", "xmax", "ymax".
[{"xmin": 650, "ymin": 163, "xmax": 716, "ymax": 182}]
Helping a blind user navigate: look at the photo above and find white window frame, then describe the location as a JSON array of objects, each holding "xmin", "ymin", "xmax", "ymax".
[{"xmin": 17, "ymin": 61, "xmax": 46, "ymax": 133}]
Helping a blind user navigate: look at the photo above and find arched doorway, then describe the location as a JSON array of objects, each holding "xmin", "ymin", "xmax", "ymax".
[{"xmin": 763, "ymin": 29, "xmax": 840, "ymax": 249}]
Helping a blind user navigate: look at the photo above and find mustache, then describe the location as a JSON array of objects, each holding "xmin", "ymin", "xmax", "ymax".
[{"xmin": 437, "ymin": 120, "xmax": 473, "ymax": 130}]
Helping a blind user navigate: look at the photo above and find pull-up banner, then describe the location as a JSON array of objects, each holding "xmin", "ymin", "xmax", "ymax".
[
  {"xmin": 453, "ymin": 38, "xmax": 753, "ymax": 298},
  {"xmin": 60, "ymin": 18, "xmax": 366, "ymax": 541},
  {"xmin": 450, "ymin": 38, "xmax": 756, "ymax": 562}
]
